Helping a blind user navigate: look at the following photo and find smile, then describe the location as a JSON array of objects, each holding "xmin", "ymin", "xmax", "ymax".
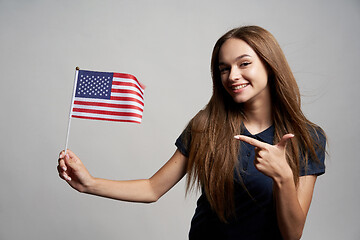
[{"xmin": 232, "ymin": 84, "xmax": 249, "ymax": 90}]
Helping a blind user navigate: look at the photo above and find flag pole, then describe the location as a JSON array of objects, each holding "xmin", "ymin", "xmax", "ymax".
[{"xmin": 64, "ymin": 67, "xmax": 80, "ymax": 155}]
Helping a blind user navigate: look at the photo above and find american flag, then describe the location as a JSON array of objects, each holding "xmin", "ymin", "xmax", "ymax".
[{"xmin": 71, "ymin": 69, "xmax": 145, "ymax": 124}]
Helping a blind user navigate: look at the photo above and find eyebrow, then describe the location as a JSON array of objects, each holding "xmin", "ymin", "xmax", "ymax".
[{"xmin": 218, "ymin": 54, "xmax": 252, "ymax": 65}]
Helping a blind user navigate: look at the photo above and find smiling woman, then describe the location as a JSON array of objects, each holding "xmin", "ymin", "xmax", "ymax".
[
  {"xmin": 218, "ymin": 38, "xmax": 270, "ymax": 106},
  {"xmin": 57, "ymin": 25, "xmax": 326, "ymax": 240},
  {"xmin": 179, "ymin": 26, "xmax": 326, "ymax": 239}
]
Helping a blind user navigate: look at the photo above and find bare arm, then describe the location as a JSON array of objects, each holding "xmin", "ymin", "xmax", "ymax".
[
  {"xmin": 57, "ymin": 149, "xmax": 188, "ymax": 203},
  {"xmin": 273, "ymin": 174, "xmax": 317, "ymax": 240}
]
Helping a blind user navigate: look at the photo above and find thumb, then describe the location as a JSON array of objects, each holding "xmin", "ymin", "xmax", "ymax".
[{"xmin": 276, "ymin": 133, "xmax": 294, "ymax": 148}]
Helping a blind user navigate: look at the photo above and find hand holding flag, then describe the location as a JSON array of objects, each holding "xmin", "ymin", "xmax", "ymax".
[{"xmin": 58, "ymin": 150, "xmax": 93, "ymax": 192}]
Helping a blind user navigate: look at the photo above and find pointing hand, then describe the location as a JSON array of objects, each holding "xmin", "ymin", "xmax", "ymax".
[{"xmin": 234, "ymin": 134, "xmax": 295, "ymax": 182}]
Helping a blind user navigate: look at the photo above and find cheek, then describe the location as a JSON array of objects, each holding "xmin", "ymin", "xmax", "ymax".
[
  {"xmin": 259, "ymin": 72, "xmax": 269, "ymax": 87},
  {"xmin": 248, "ymin": 68, "xmax": 268, "ymax": 86},
  {"xmin": 244, "ymin": 68, "xmax": 257, "ymax": 79}
]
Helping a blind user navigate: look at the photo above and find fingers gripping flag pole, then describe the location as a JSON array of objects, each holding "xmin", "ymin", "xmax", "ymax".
[{"xmin": 64, "ymin": 67, "xmax": 145, "ymax": 154}]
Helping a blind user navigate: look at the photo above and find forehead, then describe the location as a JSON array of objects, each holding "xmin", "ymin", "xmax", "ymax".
[{"xmin": 218, "ymin": 38, "xmax": 258, "ymax": 63}]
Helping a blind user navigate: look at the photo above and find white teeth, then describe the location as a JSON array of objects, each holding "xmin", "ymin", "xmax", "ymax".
[{"xmin": 233, "ymin": 84, "xmax": 248, "ymax": 90}]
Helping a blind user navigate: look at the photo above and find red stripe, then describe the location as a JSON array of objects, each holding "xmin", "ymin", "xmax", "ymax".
[
  {"xmin": 113, "ymin": 72, "xmax": 146, "ymax": 90},
  {"xmin": 110, "ymin": 96, "xmax": 144, "ymax": 106},
  {"xmin": 72, "ymin": 115, "xmax": 141, "ymax": 124},
  {"xmin": 111, "ymin": 88, "xmax": 144, "ymax": 100},
  {"xmin": 113, "ymin": 72, "xmax": 138, "ymax": 81},
  {"xmin": 72, "ymin": 108, "xmax": 143, "ymax": 118},
  {"xmin": 73, "ymin": 100, "xmax": 143, "ymax": 112},
  {"xmin": 112, "ymin": 81, "xmax": 144, "ymax": 95}
]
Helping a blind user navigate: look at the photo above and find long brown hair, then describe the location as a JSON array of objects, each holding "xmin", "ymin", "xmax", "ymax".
[{"xmin": 185, "ymin": 25, "xmax": 325, "ymax": 222}]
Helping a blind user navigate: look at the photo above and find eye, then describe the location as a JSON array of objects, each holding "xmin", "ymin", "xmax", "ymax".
[
  {"xmin": 219, "ymin": 67, "xmax": 230, "ymax": 74},
  {"xmin": 240, "ymin": 62, "xmax": 251, "ymax": 67}
]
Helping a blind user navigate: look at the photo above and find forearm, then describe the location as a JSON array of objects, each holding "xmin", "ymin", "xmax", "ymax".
[
  {"xmin": 58, "ymin": 150, "xmax": 187, "ymax": 204},
  {"xmin": 84, "ymin": 178, "xmax": 159, "ymax": 203},
  {"xmin": 273, "ymin": 175, "xmax": 306, "ymax": 240}
]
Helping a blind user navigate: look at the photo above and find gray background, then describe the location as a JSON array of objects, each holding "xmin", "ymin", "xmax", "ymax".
[{"xmin": 0, "ymin": 0, "xmax": 359, "ymax": 239}]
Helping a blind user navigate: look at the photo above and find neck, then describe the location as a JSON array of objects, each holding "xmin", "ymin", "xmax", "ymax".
[{"xmin": 242, "ymin": 96, "xmax": 272, "ymax": 135}]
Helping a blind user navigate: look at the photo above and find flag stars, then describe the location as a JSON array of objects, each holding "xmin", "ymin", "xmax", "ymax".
[{"xmin": 75, "ymin": 71, "xmax": 113, "ymax": 99}]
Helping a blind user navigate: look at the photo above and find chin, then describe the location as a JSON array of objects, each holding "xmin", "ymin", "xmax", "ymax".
[{"xmin": 231, "ymin": 96, "xmax": 247, "ymax": 104}]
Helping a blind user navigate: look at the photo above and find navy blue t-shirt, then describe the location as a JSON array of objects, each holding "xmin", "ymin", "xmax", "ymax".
[{"xmin": 175, "ymin": 124, "xmax": 326, "ymax": 240}]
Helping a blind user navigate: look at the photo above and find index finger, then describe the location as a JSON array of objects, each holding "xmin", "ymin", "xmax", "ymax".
[{"xmin": 234, "ymin": 135, "xmax": 268, "ymax": 149}]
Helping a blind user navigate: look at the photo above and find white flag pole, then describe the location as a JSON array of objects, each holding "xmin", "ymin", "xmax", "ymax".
[{"xmin": 64, "ymin": 67, "xmax": 80, "ymax": 155}]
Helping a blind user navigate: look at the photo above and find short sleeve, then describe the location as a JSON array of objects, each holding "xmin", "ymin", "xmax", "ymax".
[
  {"xmin": 300, "ymin": 127, "xmax": 326, "ymax": 176},
  {"xmin": 175, "ymin": 125, "xmax": 192, "ymax": 158}
]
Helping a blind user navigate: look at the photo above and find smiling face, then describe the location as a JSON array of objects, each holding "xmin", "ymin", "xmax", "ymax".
[{"xmin": 218, "ymin": 38, "xmax": 270, "ymax": 106}]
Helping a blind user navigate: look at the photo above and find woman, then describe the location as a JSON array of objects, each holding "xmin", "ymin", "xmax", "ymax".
[{"xmin": 58, "ymin": 25, "xmax": 326, "ymax": 240}]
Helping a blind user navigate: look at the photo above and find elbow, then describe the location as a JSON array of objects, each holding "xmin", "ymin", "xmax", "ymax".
[
  {"xmin": 143, "ymin": 193, "xmax": 161, "ymax": 204},
  {"xmin": 293, "ymin": 224, "xmax": 304, "ymax": 240},
  {"xmin": 280, "ymin": 216, "xmax": 306, "ymax": 240},
  {"xmin": 145, "ymin": 179, "xmax": 163, "ymax": 204},
  {"xmin": 279, "ymin": 221, "xmax": 304, "ymax": 240},
  {"xmin": 282, "ymin": 234, "xmax": 301, "ymax": 240},
  {"xmin": 295, "ymin": 229, "xmax": 303, "ymax": 240},
  {"xmin": 297, "ymin": 232, "xmax": 303, "ymax": 240},
  {"xmin": 282, "ymin": 229, "xmax": 303, "ymax": 240},
  {"xmin": 144, "ymin": 197, "xmax": 159, "ymax": 204},
  {"xmin": 290, "ymin": 233, "xmax": 303, "ymax": 240}
]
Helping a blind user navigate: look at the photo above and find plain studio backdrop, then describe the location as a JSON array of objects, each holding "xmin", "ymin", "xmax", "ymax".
[{"xmin": 0, "ymin": 0, "xmax": 359, "ymax": 239}]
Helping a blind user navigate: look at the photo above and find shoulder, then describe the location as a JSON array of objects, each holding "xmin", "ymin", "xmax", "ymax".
[
  {"xmin": 308, "ymin": 124, "xmax": 326, "ymax": 148},
  {"xmin": 175, "ymin": 124, "xmax": 191, "ymax": 158},
  {"xmin": 299, "ymin": 124, "xmax": 327, "ymax": 176},
  {"xmin": 175, "ymin": 110, "xmax": 209, "ymax": 157}
]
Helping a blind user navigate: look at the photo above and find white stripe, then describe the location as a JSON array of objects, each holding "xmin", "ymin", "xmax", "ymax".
[
  {"xmin": 113, "ymin": 77, "xmax": 145, "ymax": 92},
  {"xmin": 74, "ymin": 97, "xmax": 144, "ymax": 109},
  {"xmin": 112, "ymin": 85, "xmax": 143, "ymax": 95},
  {"xmin": 72, "ymin": 112, "xmax": 142, "ymax": 122},
  {"xmin": 73, "ymin": 104, "xmax": 143, "ymax": 115},
  {"xmin": 110, "ymin": 92, "xmax": 144, "ymax": 103}
]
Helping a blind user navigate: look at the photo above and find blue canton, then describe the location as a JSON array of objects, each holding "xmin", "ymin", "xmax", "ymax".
[{"xmin": 75, "ymin": 70, "xmax": 113, "ymax": 100}]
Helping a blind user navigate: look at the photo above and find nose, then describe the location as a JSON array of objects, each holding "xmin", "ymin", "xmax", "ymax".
[{"xmin": 229, "ymin": 66, "xmax": 241, "ymax": 81}]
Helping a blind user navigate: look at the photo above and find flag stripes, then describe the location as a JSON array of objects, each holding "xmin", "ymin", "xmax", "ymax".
[
  {"xmin": 73, "ymin": 100, "xmax": 143, "ymax": 112},
  {"xmin": 72, "ymin": 115, "xmax": 142, "ymax": 124},
  {"xmin": 73, "ymin": 98, "xmax": 144, "ymax": 109},
  {"xmin": 73, "ymin": 108, "xmax": 142, "ymax": 118},
  {"xmin": 73, "ymin": 104, "xmax": 143, "ymax": 115}
]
